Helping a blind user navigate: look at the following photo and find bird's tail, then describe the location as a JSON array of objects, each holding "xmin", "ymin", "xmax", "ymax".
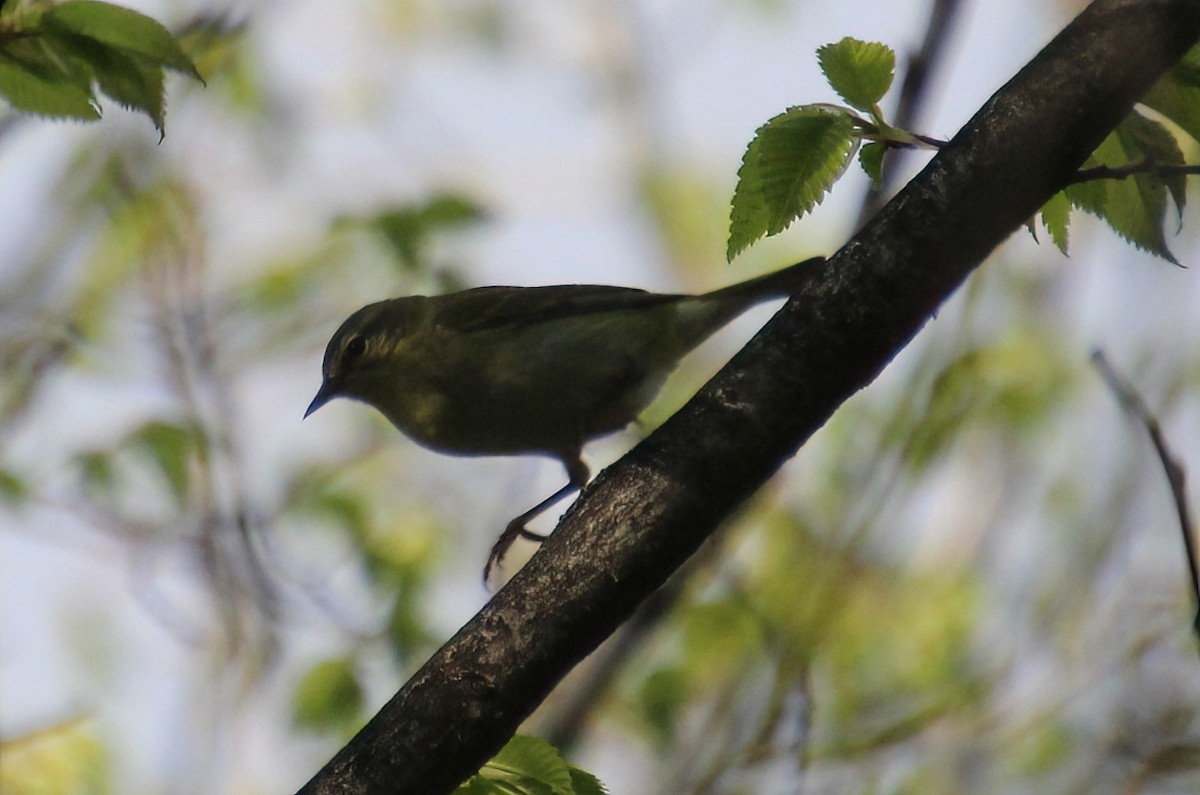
[
  {"xmin": 701, "ymin": 255, "xmax": 825, "ymax": 304},
  {"xmin": 668, "ymin": 255, "xmax": 825, "ymax": 348}
]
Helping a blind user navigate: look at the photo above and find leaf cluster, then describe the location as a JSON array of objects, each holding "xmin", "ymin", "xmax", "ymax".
[
  {"xmin": 0, "ymin": 0, "xmax": 202, "ymax": 134},
  {"xmin": 455, "ymin": 736, "xmax": 606, "ymax": 795},
  {"xmin": 1033, "ymin": 44, "xmax": 1200, "ymax": 262},
  {"xmin": 728, "ymin": 37, "xmax": 919, "ymax": 261},
  {"xmin": 729, "ymin": 37, "xmax": 1200, "ymax": 264}
]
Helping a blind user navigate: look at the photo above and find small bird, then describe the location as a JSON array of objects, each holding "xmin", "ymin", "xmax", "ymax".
[{"xmin": 306, "ymin": 256, "xmax": 823, "ymax": 581}]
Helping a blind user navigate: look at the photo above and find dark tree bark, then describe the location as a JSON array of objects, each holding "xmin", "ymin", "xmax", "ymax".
[{"xmin": 297, "ymin": 1, "xmax": 1200, "ymax": 792}]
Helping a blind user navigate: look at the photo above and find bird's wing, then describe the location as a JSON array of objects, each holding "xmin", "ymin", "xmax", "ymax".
[{"xmin": 433, "ymin": 285, "xmax": 685, "ymax": 334}]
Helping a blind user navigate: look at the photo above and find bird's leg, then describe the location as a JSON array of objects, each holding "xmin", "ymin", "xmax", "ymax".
[{"xmin": 484, "ymin": 452, "xmax": 590, "ymax": 583}]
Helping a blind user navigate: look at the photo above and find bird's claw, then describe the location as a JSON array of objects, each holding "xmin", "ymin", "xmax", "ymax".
[{"xmin": 482, "ymin": 521, "xmax": 548, "ymax": 585}]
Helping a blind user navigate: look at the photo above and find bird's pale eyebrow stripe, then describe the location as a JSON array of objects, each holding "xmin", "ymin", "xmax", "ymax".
[{"xmin": 365, "ymin": 333, "xmax": 404, "ymax": 360}]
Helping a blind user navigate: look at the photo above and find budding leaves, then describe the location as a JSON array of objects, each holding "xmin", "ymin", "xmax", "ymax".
[
  {"xmin": 728, "ymin": 107, "xmax": 856, "ymax": 261},
  {"xmin": 0, "ymin": 1, "xmax": 203, "ymax": 135},
  {"xmin": 727, "ymin": 37, "xmax": 899, "ymax": 261},
  {"xmin": 817, "ymin": 37, "xmax": 894, "ymax": 113},
  {"xmin": 735, "ymin": 36, "xmax": 1200, "ymax": 264}
]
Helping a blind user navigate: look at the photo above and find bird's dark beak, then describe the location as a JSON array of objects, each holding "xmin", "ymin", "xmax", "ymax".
[{"xmin": 305, "ymin": 381, "xmax": 335, "ymax": 419}]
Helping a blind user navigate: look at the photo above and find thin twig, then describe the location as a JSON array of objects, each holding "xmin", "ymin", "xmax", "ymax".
[
  {"xmin": 1091, "ymin": 350, "xmax": 1200, "ymax": 643},
  {"xmin": 856, "ymin": 0, "xmax": 964, "ymax": 224},
  {"xmin": 1067, "ymin": 160, "xmax": 1200, "ymax": 185}
]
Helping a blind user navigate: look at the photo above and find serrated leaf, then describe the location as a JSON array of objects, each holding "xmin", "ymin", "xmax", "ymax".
[
  {"xmin": 0, "ymin": 37, "xmax": 98, "ymax": 119},
  {"xmin": 567, "ymin": 768, "xmax": 607, "ymax": 795},
  {"xmin": 293, "ymin": 657, "xmax": 363, "ymax": 732},
  {"xmin": 1038, "ymin": 190, "xmax": 1070, "ymax": 254},
  {"xmin": 817, "ymin": 37, "xmax": 895, "ymax": 113},
  {"xmin": 457, "ymin": 736, "xmax": 607, "ymax": 795},
  {"xmin": 1121, "ymin": 108, "xmax": 1187, "ymax": 218},
  {"xmin": 490, "ymin": 736, "xmax": 573, "ymax": 794},
  {"xmin": 728, "ymin": 105, "xmax": 856, "ymax": 261},
  {"xmin": 56, "ymin": 33, "xmax": 166, "ymax": 131},
  {"xmin": 858, "ymin": 140, "xmax": 885, "ymax": 186},
  {"xmin": 1066, "ymin": 111, "xmax": 1184, "ymax": 264},
  {"xmin": 43, "ymin": 1, "xmax": 201, "ymax": 81}
]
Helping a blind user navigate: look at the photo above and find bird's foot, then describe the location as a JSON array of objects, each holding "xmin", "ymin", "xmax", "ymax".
[{"xmin": 483, "ymin": 520, "xmax": 547, "ymax": 585}]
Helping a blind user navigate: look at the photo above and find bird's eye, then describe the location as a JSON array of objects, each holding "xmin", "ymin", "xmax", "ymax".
[{"xmin": 342, "ymin": 335, "xmax": 367, "ymax": 364}]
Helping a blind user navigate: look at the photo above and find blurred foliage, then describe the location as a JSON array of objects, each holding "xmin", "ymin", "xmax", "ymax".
[
  {"xmin": 335, "ymin": 194, "xmax": 487, "ymax": 273},
  {"xmin": 0, "ymin": 719, "xmax": 110, "ymax": 795},
  {"xmin": 293, "ymin": 657, "xmax": 365, "ymax": 734}
]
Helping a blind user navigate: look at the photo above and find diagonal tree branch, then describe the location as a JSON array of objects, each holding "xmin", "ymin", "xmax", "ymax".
[{"xmin": 297, "ymin": 1, "xmax": 1200, "ymax": 792}]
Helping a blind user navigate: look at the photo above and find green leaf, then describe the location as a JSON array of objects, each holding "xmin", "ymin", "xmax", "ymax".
[
  {"xmin": 566, "ymin": 769, "xmax": 606, "ymax": 795},
  {"xmin": 293, "ymin": 657, "xmax": 364, "ymax": 732},
  {"xmin": 456, "ymin": 736, "xmax": 608, "ymax": 795},
  {"xmin": 0, "ymin": 2, "xmax": 201, "ymax": 131},
  {"xmin": 491, "ymin": 736, "xmax": 572, "ymax": 794},
  {"xmin": 1122, "ymin": 108, "xmax": 1188, "ymax": 218},
  {"xmin": 727, "ymin": 105, "xmax": 856, "ymax": 260},
  {"xmin": 637, "ymin": 667, "xmax": 688, "ymax": 745},
  {"xmin": 1066, "ymin": 110, "xmax": 1185, "ymax": 264},
  {"xmin": 43, "ymin": 1, "xmax": 202, "ymax": 80},
  {"xmin": 0, "ymin": 468, "xmax": 28, "ymax": 505},
  {"xmin": 342, "ymin": 194, "xmax": 486, "ymax": 271},
  {"xmin": 907, "ymin": 330, "xmax": 1074, "ymax": 472},
  {"xmin": 129, "ymin": 420, "xmax": 205, "ymax": 507},
  {"xmin": 1037, "ymin": 190, "xmax": 1070, "ymax": 254},
  {"xmin": 1141, "ymin": 42, "xmax": 1200, "ymax": 146},
  {"xmin": 858, "ymin": 140, "xmax": 885, "ymax": 186},
  {"xmin": 56, "ymin": 33, "xmax": 166, "ymax": 130},
  {"xmin": 313, "ymin": 490, "xmax": 372, "ymax": 540},
  {"xmin": 76, "ymin": 450, "xmax": 117, "ymax": 497},
  {"xmin": 817, "ymin": 37, "xmax": 895, "ymax": 113},
  {"xmin": 681, "ymin": 599, "xmax": 765, "ymax": 681},
  {"xmin": 385, "ymin": 591, "xmax": 431, "ymax": 660},
  {"xmin": 0, "ymin": 36, "xmax": 98, "ymax": 120}
]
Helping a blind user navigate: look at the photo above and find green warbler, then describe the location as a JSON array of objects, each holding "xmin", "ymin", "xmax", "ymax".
[{"xmin": 306, "ymin": 256, "xmax": 823, "ymax": 580}]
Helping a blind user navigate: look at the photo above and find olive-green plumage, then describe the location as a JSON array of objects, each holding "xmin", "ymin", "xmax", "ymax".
[{"xmin": 307, "ymin": 256, "xmax": 821, "ymax": 579}]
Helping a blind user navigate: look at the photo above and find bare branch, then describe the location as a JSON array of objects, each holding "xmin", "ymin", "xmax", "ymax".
[
  {"xmin": 857, "ymin": 0, "xmax": 964, "ymax": 222},
  {"xmin": 1091, "ymin": 349, "xmax": 1199, "ymax": 642}
]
